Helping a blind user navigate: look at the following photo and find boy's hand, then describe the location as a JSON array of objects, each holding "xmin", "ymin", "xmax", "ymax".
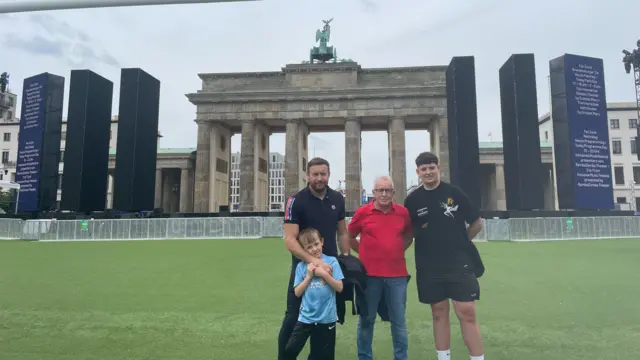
[
  {"xmin": 312, "ymin": 258, "xmax": 333, "ymax": 274},
  {"xmin": 314, "ymin": 266, "xmax": 330, "ymax": 279},
  {"xmin": 306, "ymin": 263, "xmax": 317, "ymax": 278}
]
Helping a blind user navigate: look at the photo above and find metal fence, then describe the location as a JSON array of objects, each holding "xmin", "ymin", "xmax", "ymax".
[
  {"xmin": 0, "ymin": 218, "xmax": 23, "ymax": 240},
  {"xmin": 1, "ymin": 216, "xmax": 640, "ymax": 242}
]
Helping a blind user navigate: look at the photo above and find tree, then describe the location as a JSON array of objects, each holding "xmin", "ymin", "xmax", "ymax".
[{"xmin": 0, "ymin": 189, "xmax": 16, "ymax": 213}]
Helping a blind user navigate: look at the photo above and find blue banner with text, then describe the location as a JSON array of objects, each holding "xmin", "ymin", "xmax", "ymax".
[
  {"xmin": 15, "ymin": 74, "xmax": 48, "ymax": 212},
  {"xmin": 564, "ymin": 54, "xmax": 614, "ymax": 209}
]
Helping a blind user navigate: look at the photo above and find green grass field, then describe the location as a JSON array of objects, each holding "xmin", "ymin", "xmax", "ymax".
[{"xmin": 1, "ymin": 238, "xmax": 640, "ymax": 360}]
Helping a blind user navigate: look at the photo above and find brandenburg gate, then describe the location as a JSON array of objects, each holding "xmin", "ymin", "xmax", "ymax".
[
  {"xmin": 185, "ymin": 21, "xmax": 449, "ymax": 213},
  {"xmin": 186, "ymin": 60, "xmax": 448, "ymax": 212}
]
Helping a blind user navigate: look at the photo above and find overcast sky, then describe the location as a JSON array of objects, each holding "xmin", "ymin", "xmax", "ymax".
[{"xmin": 1, "ymin": 0, "xmax": 638, "ymax": 191}]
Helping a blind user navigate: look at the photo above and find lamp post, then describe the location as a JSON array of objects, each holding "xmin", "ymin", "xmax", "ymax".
[
  {"xmin": 622, "ymin": 40, "xmax": 640, "ymax": 159},
  {"xmin": 0, "ymin": 0, "xmax": 258, "ymax": 14}
]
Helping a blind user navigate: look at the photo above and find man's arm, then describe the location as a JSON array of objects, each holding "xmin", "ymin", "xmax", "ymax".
[
  {"xmin": 403, "ymin": 230, "xmax": 414, "ymax": 250},
  {"xmin": 337, "ymin": 219, "xmax": 351, "ymax": 255},
  {"xmin": 401, "ymin": 207, "xmax": 414, "ymax": 250},
  {"xmin": 467, "ymin": 218, "xmax": 483, "ymax": 241},
  {"xmin": 346, "ymin": 208, "xmax": 363, "ymax": 253},
  {"xmin": 283, "ymin": 195, "xmax": 330, "ymax": 270},
  {"xmin": 349, "ymin": 235, "xmax": 360, "ymax": 253},
  {"xmin": 456, "ymin": 186, "xmax": 483, "ymax": 241},
  {"xmin": 284, "ymin": 223, "xmax": 319, "ymax": 264},
  {"xmin": 336, "ymin": 198, "xmax": 350, "ymax": 255}
]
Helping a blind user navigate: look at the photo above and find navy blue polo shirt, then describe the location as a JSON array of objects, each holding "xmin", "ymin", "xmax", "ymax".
[{"xmin": 283, "ymin": 185, "xmax": 346, "ymax": 258}]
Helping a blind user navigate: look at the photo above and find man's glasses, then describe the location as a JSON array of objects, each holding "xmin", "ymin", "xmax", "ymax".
[{"xmin": 374, "ymin": 188, "xmax": 394, "ymax": 194}]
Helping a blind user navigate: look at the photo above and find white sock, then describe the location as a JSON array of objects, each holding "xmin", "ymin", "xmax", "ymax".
[
  {"xmin": 470, "ymin": 355, "xmax": 484, "ymax": 360},
  {"xmin": 437, "ymin": 350, "xmax": 450, "ymax": 360}
]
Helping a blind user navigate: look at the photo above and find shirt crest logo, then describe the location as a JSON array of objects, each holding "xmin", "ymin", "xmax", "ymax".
[
  {"xmin": 441, "ymin": 198, "xmax": 458, "ymax": 218},
  {"xmin": 309, "ymin": 277, "xmax": 326, "ymax": 288}
]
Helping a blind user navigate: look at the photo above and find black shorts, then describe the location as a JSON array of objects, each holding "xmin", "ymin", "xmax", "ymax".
[{"xmin": 416, "ymin": 271, "xmax": 480, "ymax": 304}]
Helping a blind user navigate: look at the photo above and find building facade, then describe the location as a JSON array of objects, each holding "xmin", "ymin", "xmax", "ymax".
[
  {"xmin": 0, "ymin": 91, "xmax": 19, "ymax": 183},
  {"xmin": 230, "ymin": 151, "xmax": 285, "ymax": 211}
]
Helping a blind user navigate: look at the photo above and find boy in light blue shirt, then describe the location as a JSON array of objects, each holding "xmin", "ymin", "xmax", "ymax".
[{"xmin": 283, "ymin": 227, "xmax": 344, "ymax": 360}]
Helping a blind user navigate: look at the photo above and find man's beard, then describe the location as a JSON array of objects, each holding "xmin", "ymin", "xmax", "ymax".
[{"xmin": 311, "ymin": 182, "xmax": 327, "ymax": 191}]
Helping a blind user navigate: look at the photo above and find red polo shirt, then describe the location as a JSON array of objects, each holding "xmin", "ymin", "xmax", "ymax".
[{"xmin": 347, "ymin": 201, "xmax": 411, "ymax": 277}]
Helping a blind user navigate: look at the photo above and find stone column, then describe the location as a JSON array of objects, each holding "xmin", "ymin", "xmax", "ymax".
[
  {"xmin": 285, "ymin": 119, "xmax": 301, "ymax": 199},
  {"xmin": 208, "ymin": 124, "xmax": 232, "ymax": 212},
  {"xmin": 345, "ymin": 117, "xmax": 362, "ymax": 212},
  {"xmin": 388, "ymin": 116, "xmax": 407, "ymax": 205},
  {"xmin": 239, "ymin": 120, "xmax": 256, "ymax": 212},
  {"xmin": 227, "ymin": 151, "xmax": 233, "ymax": 210},
  {"xmin": 162, "ymin": 171, "xmax": 172, "ymax": 212},
  {"xmin": 543, "ymin": 165, "xmax": 556, "ymax": 210},
  {"xmin": 252, "ymin": 123, "xmax": 270, "ymax": 212},
  {"xmin": 189, "ymin": 168, "xmax": 195, "ymax": 212},
  {"xmin": 298, "ymin": 122, "xmax": 309, "ymax": 189},
  {"xmin": 429, "ymin": 117, "xmax": 450, "ymax": 182},
  {"xmin": 487, "ymin": 168, "xmax": 497, "ymax": 210},
  {"xmin": 171, "ymin": 174, "xmax": 180, "ymax": 213},
  {"xmin": 179, "ymin": 168, "xmax": 190, "ymax": 212},
  {"xmin": 154, "ymin": 169, "xmax": 162, "ymax": 209},
  {"xmin": 194, "ymin": 122, "xmax": 211, "ymax": 212},
  {"xmin": 549, "ymin": 167, "xmax": 556, "ymax": 210},
  {"xmin": 495, "ymin": 164, "xmax": 506, "ymax": 210},
  {"xmin": 106, "ymin": 171, "xmax": 115, "ymax": 209}
]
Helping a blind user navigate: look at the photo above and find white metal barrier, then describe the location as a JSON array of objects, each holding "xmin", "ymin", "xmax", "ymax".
[
  {"xmin": 0, "ymin": 216, "xmax": 639, "ymax": 242},
  {"xmin": 0, "ymin": 219, "xmax": 24, "ymax": 240}
]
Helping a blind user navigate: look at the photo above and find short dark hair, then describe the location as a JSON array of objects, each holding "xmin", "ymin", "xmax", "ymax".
[
  {"xmin": 415, "ymin": 152, "xmax": 439, "ymax": 167},
  {"xmin": 307, "ymin": 157, "xmax": 330, "ymax": 173}
]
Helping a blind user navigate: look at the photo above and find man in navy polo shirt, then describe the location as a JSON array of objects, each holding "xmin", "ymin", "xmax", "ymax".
[{"xmin": 277, "ymin": 157, "xmax": 351, "ymax": 360}]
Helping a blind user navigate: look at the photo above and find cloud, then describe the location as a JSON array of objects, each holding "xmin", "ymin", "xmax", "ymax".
[
  {"xmin": 29, "ymin": 13, "xmax": 92, "ymax": 42},
  {"xmin": 2, "ymin": 12, "xmax": 120, "ymax": 69},
  {"xmin": 2, "ymin": 34, "xmax": 66, "ymax": 57},
  {"xmin": 360, "ymin": 0, "xmax": 377, "ymax": 13},
  {"xmin": 67, "ymin": 42, "xmax": 120, "ymax": 68}
]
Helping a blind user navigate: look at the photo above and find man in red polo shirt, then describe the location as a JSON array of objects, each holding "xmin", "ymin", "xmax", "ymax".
[{"xmin": 348, "ymin": 175, "xmax": 412, "ymax": 360}]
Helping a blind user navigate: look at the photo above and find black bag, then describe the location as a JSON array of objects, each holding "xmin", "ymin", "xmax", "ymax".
[{"xmin": 468, "ymin": 241, "xmax": 485, "ymax": 278}]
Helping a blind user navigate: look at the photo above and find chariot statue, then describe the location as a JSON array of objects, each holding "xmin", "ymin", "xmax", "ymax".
[{"xmin": 310, "ymin": 18, "xmax": 337, "ymax": 63}]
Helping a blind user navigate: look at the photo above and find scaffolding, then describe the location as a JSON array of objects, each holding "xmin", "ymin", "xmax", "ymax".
[
  {"xmin": 623, "ymin": 41, "xmax": 640, "ymax": 159},
  {"xmin": 633, "ymin": 63, "xmax": 640, "ymax": 133}
]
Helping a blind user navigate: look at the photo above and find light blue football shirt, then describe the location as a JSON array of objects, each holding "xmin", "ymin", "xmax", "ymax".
[{"xmin": 294, "ymin": 254, "xmax": 344, "ymax": 324}]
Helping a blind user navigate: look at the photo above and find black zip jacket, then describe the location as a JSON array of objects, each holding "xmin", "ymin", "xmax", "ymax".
[{"xmin": 335, "ymin": 255, "xmax": 411, "ymax": 324}]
